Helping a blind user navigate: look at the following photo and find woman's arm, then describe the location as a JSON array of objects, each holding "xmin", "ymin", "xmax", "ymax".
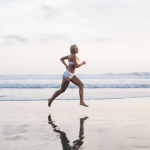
[
  {"xmin": 60, "ymin": 56, "xmax": 68, "ymax": 68},
  {"xmin": 72, "ymin": 55, "xmax": 86, "ymax": 68}
]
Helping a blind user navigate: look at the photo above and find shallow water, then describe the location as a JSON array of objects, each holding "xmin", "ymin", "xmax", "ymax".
[{"xmin": 0, "ymin": 88, "xmax": 150, "ymax": 101}]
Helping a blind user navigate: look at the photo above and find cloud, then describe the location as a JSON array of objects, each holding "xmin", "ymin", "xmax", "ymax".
[
  {"xmin": 37, "ymin": 34, "xmax": 71, "ymax": 43},
  {"xmin": 69, "ymin": 0, "xmax": 150, "ymax": 20},
  {"xmin": 36, "ymin": 34, "xmax": 108, "ymax": 44},
  {"xmin": 41, "ymin": 5, "xmax": 61, "ymax": 19},
  {"xmin": 3, "ymin": 35, "xmax": 29, "ymax": 44},
  {"xmin": 0, "ymin": 55, "xmax": 6, "ymax": 59},
  {"xmin": 80, "ymin": 37, "xmax": 110, "ymax": 44},
  {"xmin": 94, "ymin": 37, "xmax": 109, "ymax": 42}
]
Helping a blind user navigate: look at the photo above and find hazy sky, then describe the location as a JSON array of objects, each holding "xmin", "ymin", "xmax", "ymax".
[{"xmin": 0, "ymin": 0, "xmax": 150, "ymax": 74}]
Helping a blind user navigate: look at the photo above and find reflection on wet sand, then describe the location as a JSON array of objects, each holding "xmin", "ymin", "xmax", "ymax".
[{"xmin": 48, "ymin": 114, "xmax": 89, "ymax": 150}]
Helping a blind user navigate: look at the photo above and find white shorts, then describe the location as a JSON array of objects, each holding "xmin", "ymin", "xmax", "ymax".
[{"xmin": 63, "ymin": 70, "xmax": 74, "ymax": 80}]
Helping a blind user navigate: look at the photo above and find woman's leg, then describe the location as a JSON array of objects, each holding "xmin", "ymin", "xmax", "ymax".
[
  {"xmin": 70, "ymin": 75, "xmax": 88, "ymax": 107},
  {"xmin": 48, "ymin": 76, "xmax": 70, "ymax": 107}
]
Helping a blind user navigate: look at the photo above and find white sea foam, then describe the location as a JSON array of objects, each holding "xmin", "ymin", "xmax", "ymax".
[{"xmin": 0, "ymin": 79, "xmax": 150, "ymax": 88}]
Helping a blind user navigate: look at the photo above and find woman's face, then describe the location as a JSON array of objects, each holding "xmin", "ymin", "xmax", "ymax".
[{"xmin": 74, "ymin": 46, "xmax": 79, "ymax": 54}]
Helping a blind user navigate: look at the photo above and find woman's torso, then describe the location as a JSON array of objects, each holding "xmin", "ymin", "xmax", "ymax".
[{"xmin": 67, "ymin": 54, "xmax": 76, "ymax": 73}]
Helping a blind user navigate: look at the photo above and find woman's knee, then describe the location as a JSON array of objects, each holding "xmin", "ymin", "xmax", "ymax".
[{"xmin": 79, "ymin": 83, "xmax": 84, "ymax": 88}]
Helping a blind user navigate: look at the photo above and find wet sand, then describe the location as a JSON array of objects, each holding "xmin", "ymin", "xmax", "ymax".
[{"xmin": 0, "ymin": 98, "xmax": 150, "ymax": 150}]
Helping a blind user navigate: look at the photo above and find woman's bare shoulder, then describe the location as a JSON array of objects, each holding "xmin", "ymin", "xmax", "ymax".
[{"xmin": 68, "ymin": 54, "xmax": 75, "ymax": 61}]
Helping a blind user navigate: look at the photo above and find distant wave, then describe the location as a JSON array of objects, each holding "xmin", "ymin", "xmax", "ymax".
[
  {"xmin": 0, "ymin": 72, "xmax": 150, "ymax": 80},
  {"xmin": 0, "ymin": 83, "xmax": 150, "ymax": 88}
]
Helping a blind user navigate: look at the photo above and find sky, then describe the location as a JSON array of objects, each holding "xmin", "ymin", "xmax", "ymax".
[{"xmin": 0, "ymin": 0, "xmax": 150, "ymax": 74}]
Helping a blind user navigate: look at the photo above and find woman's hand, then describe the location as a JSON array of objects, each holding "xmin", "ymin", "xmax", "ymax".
[{"xmin": 82, "ymin": 61, "xmax": 86, "ymax": 65}]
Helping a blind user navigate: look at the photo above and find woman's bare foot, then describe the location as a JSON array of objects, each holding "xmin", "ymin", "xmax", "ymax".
[
  {"xmin": 80, "ymin": 102, "xmax": 89, "ymax": 107},
  {"xmin": 48, "ymin": 98, "xmax": 53, "ymax": 107},
  {"xmin": 80, "ymin": 116, "xmax": 89, "ymax": 120}
]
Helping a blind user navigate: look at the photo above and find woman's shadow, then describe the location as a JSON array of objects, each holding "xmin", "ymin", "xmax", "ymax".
[{"xmin": 48, "ymin": 114, "xmax": 89, "ymax": 150}]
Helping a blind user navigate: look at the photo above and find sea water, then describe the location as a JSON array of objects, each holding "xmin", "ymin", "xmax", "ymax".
[{"xmin": 0, "ymin": 73, "xmax": 150, "ymax": 101}]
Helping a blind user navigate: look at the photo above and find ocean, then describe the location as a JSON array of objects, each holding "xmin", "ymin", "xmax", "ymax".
[{"xmin": 0, "ymin": 73, "xmax": 150, "ymax": 101}]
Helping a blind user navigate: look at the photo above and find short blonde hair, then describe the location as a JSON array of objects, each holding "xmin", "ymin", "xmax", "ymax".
[
  {"xmin": 70, "ymin": 45, "xmax": 77, "ymax": 54},
  {"xmin": 70, "ymin": 45, "xmax": 79, "ymax": 61}
]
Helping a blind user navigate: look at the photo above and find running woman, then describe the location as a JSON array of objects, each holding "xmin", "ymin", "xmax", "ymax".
[{"xmin": 48, "ymin": 45, "xmax": 88, "ymax": 107}]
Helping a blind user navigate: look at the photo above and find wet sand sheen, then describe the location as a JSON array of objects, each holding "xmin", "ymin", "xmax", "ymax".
[{"xmin": 0, "ymin": 98, "xmax": 150, "ymax": 150}]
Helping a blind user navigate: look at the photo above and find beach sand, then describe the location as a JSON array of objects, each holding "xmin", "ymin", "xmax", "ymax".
[{"xmin": 0, "ymin": 98, "xmax": 150, "ymax": 150}]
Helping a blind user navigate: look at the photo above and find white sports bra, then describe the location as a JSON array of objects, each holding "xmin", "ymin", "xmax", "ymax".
[{"xmin": 68, "ymin": 61, "xmax": 75, "ymax": 65}]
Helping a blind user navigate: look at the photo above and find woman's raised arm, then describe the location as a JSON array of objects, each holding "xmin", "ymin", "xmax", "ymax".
[{"xmin": 60, "ymin": 55, "xmax": 68, "ymax": 68}]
